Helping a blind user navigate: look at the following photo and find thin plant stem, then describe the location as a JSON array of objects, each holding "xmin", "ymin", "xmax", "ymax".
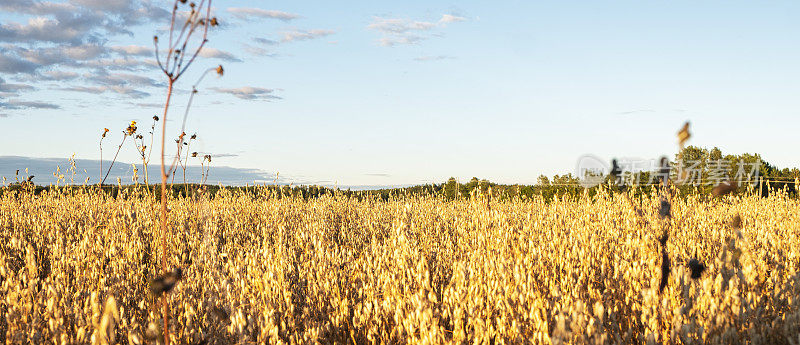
[
  {"xmin": 99, "ymin": 139, "xmax": 103, "ymax": 184},
  {"xmin": 159, "ymin": 79, "xmax": 174, "ymax": 345},
  {"xmin": 145, "ymin": 117, "xmax": 158, "ymax": 188},
  {"xmin": 167, "ymin": 68, "xmax": 213, "ymax": 176},
  {"xmin": 101, "ymin": 135, "xmax": 127, "ymax": 185},
  {"xmin": 155, "ymin": 2, "xmax": 214, "ymax": 343},
  {"xmin": 182, "ymin": 140, "xmax": 191, "ymax": 196}
]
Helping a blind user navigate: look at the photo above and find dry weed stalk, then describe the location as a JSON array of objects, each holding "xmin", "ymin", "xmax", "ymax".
[
  {"xmin": 100, "ymin": 121, "xmax": 137, "ymax": 185},
  {"xmin": 152, "ymin": 0, "xmax": 219, "ymax": 343}
]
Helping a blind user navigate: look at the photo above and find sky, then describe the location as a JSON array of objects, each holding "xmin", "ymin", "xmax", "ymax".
[{"xmin": 1, "ymin": 0, "xmax": 799, "ymax": 188}]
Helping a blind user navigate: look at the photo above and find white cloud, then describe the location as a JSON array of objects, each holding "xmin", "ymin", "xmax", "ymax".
[
  {"xmin": 40, "ymin": 70, "xmax": 80, "ymax": 81},
  {"xmin": 0, "ymin": 78, "xmax": 34, "ymax": 93},
  {"xmin": 87, "ymin": 73, "xmax": 163, "ymax": 88},
  {"xmin": 0, "ymin": 99, "xmax": 60, "ymax": 110},
  {"xmin": 227, "ymin": 8, "xmax": 300, "ymax": 21},
  {"xmin": 0, "ymin": 54, "xmax": 38, "ymax": 74},
  {"xmin": 60, "ymin": 44, "xmax": 106, "ymax": 60},
  {"xmin": 242, "ymin": 44, "xmax": 277, "ymax": 58},
  {"xmin": 70, "ymin": 0, "xmax": 133, "ymax": 12},
  {"xmin": 414, "ymin": 55, "xmax": 455, "ymax": 62},
  {"xmin": 198, "ymin": 48, "xmax": 243, "ymax": 62},
  {"xmin": 367, "ymin": 18, "xmax": 438, "ymax": 35},
  {"xmin": 210, "ymin": 87, "xmax": 281, "ymax": 101},
  {"xmin": 367, "ymin": 14, "xmax": 466, "ymax": 47},
  {"xmin": 62, "ymin": 85, "xmax": 150, "ymax": 98},
  {"xmin": 79, "ymin": 58, "xmax": 158, "ymax": 71},
  {"xmin": 110, "ymin": 45, "xmax": 153, "ymax": 57},
  {"xmin": 280, "ymin": 29, "xmax": 336, "ymax": 43},
  {"xmin": 0, "ymin": 0, "xmax": 170, "ymax": 100},
  {"xmin": 439, "ymin": 14, "xmax": 467, "ymax": 24},
  {"xmin": 0, "ymin": 16, "xmax": 87, "ymax": 44},
  {"xmin": 379, "ymin": 36, "xmax": 424, "ymax": 47},
  {"xmin": 254, "ymin": 37, "xmax": 279, "ymax": 46}
]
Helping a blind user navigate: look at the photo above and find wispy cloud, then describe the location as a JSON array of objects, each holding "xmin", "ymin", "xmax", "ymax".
[
  {"xmin": 0, "ymin": 77, "xmax": 34, "ymax": 94},
  {"xmin": 365, "ymin": 173, "xmax": 391, "ymax": 178},
  {"xmin": 242, "ymin": 43, "xmax": 278, "ymax": 58},
  {"xmin": 280, "ymin": 29, "xmax": 336, "ymax": 43},
  {"xmin": 62, "ymin": 85, "xmax": 150, "ymax": 99},
  {"xmin": 414, "ymin": 55, "xmax": 455, "ymax": 62},
  {"xmin": 368, "ymin": 14, "xmax": 467, "ymax": 47},
  {"xmin": 254, "ymin": 37, "xmax": 279, "ymax": 46},
  {"xmin": 198, "ymin": 48, "xmax": 242, "ymax": 62},
  {"xmin": 0, "ymin": 99, "xmax": 60, "ymax": 110},
  {"xmin": 12, "ymin": 44, "xmax": 106, "ymax": 67},
  {"xmin": 227, "ymin": 8, "xmax": 300, "ymax": 22},
  {"xmin": 380, "ymin": 35, "xmax": 424, "ymax": 47},
  {"xmin": 368, "ymin": 18, "xmax": 438, "ymax": 35},
  {"xmin": 125, "ymin": 101, "xmax": 163, "ymax": 108},
  {"xmin": 79, "ymin": 58, "xmax": 157, "ymax": 71},
  {"xmin": 87, "ymin": 73, "xmax": 163, "ymax": 88},
  {"xmin": 110, "ymin": 45, "xmax": 153, "ymax": 57},
  {"xmin": 617, "ymin": 109, "xmax": 656, "ymax": 115},
  {"xmin": 210, "ymin": 87, "xmax": 281, "ymax": 101},
  {"xmin": 439, "ymin": 14, "xmax": 467, "ymax": 24},
  {"xmin": 0, "ymin": 16, "xmax": 93, "ymax": 44},
  {"xmin": 202, "ymin": 152, "xmax": 239, "ymax": 158},
  {"xmin": 0, "ymin": 53, "xmax": 38, "ymax": 74},
  {"xmin": 246, "ymin": 29, "xmax": 334, "ymax": 54},
  {"xmin": 40, "ymin": 70, "xmax": 80, "ymax": 81}
]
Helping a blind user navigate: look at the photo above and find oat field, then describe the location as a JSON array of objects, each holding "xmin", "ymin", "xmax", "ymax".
[{"xmin": 1, "ymin": 187, "xmax": 799, "ymax": 344}]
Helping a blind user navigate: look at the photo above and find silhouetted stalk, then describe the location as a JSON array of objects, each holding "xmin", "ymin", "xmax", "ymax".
[
  {"xmin": 144, "ymin": 116, "xmax": 159, "ymax": 188},
  {"xmin": 101, "ymin": 135, "xmax": 127, "ymax": 185},
  {"xmin": 159, "ymin": 79, "xmax": 174, "ymax": 344},
  {"xmin": 155, "ymin": 1, "xmax": 216, "ymax": 342}
]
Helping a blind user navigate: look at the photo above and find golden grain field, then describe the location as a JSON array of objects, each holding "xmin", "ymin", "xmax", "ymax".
[{"xmin": 1, "ymin": 187, "xmax": 799, "ymax": 344}]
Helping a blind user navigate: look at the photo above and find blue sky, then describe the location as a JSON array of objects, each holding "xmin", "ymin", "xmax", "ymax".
[{"xmin": 1, "ymin": 0, "xmax": 798, "ymax": 187}]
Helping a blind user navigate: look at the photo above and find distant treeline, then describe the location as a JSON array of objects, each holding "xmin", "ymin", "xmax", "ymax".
[
  {"xmin": 1, "ymin": 177, "xmax": 796, "ymax": 203},
  {"xmin": 3, "ymin": 146, "xmax": 797, "ymax": 201}
]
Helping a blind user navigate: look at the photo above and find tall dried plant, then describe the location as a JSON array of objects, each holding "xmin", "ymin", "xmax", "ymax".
[
  {"xmin": 153, "ymin": 1, "xmax": 219, "ymax": 343},
  {"xmin": 101, "ymin": 121, "xmax": 137, "ymax": 185}
]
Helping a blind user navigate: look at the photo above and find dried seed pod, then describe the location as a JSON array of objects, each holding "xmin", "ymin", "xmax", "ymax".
[
  {"xmin": 658, "ymin": 230, "xmax": 669, "ymax": 246},
  {"xmin": 212, "ymin": 306, "xmax": 229, "ymax": 320},
  {"xmin": 677, "ymin": 121, "xmax": 691, "ymax": 147},
  {"xmin": 729, "ymin": 214, "xmax": 742, "ymax": 229},
  {"xmin": 659, "ymin": 199, "xmax": 671, "ymax": 219},
  {"xmin": 659, "ymin": 251, "xmax": 670, "ymax": 293},
  {"xmin": 149, "ymin": 268, "xmax": 183, "ymax": 296},
  {"xmin": 712, "ymin": 181, "xmax": 737, "ymax": 197},
  {"xmin": 688, "ymin": 258, "xmax": 706, "ymax": 279}
]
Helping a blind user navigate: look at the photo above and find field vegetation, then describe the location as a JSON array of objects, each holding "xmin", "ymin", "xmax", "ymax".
[{"xmin": 1, "ymin": 185, "xmax": 798, "ymax": 344}]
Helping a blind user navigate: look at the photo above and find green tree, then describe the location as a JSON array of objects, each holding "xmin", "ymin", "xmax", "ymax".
[
  {"xmin": 537, "ymin": 175, "xmax": 550, "ymax": 186},
  {"xmin": 444, "ymin": 177, "xmax": 459, "ymax": 199}
]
